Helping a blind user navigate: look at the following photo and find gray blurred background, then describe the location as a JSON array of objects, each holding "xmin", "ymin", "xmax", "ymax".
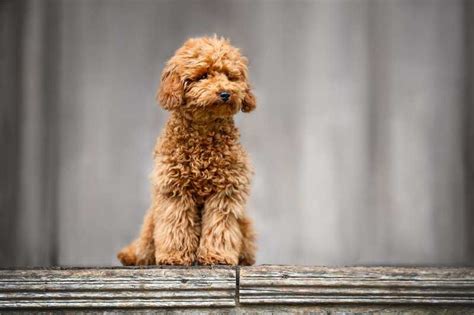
[{"xmin": 1, "ymin": 0, "xmax": 473, "ymax": 267}]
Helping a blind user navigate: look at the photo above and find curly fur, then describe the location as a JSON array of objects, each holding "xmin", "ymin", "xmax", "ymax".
[{"xmin": 117, "ymin": 36, "xmax": 257, "ymax": 266}]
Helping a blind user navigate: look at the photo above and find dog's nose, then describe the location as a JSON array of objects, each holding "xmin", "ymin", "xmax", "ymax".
[{"xmin": 219, "ymin": 91, "xmax": 231, "ymax": 102}]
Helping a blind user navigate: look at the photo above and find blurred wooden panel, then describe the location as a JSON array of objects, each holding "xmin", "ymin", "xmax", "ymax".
[
  {"xmin": 15, "ymin": 0, "xmax": 60, "ymax": 267},
  {"xmin": 365, "ymin": 0, "xmax": 467, "ymax": 264},
  {"xmin": 0, "ymin": 0, "xmax": 21, "ymax": 267},
  {"xmin": 1, "ymin": 0, "xmax": 472, "ymax": 267}
]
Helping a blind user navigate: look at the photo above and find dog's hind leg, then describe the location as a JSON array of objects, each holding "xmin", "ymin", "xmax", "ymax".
[
  {"xmin": 117, "ymin": 208, "xmax": 156, "ymax": 265},
  {"xmin": 238, "ymin": 215, "xmax": 256, "ymax": 265}
]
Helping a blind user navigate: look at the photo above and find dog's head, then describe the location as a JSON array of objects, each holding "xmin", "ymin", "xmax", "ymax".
[{"xmin": 157, "ymin": 36, "xmax": 256, "ymax": 121}]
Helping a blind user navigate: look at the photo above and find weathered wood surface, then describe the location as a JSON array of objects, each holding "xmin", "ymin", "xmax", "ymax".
[
  {"xmin": 1, "ymin": 306, "xmax": 474, "ymax": 314},
  {"xmin": 0, "ymin": 266, "xmax": 236, "ymax": 309},
  {"xmin": 1, "ymin": 265, "xmax": 474, "ymax": 312},
  {"xmin": 239, "ymin": 265, "xmax": 474, "ymax": 305}
]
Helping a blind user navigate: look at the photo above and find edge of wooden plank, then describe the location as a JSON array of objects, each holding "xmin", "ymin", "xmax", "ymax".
[
  {"xmin": 0, "ymin": 266, "xmax": 236, "ymax": 309},
  {"xmin": 239, "ymin": 265, "xmax": 474, "ymax": 305}
]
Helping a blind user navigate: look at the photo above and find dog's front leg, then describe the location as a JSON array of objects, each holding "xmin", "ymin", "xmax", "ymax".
[
  {"xmin": 153, "ymin": 193, "xmax": 200, "ymax": 265},
  {"xmin": 197, "ymin": 192, "xmax": 244, "ymax": 265}
]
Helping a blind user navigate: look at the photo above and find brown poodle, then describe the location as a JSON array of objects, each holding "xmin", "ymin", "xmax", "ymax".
[{"xmin": 117, "ymin": 36, "xmax": 257, "ymax": 266}]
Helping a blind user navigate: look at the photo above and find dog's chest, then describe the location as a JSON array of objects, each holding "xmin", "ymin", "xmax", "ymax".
[
  {"xmin": 159, "ymin": 136, "xmax": 247, "ymax": 200},
  {"xmin": 184, "ymin": 141, "xmax": 237, "ymax": 192}
]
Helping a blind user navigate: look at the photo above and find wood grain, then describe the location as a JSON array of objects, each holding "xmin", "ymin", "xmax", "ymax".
[
  {"xmin": 0, "ymin": 266, "xmax": 236, "ymax": 309},
  {"xmin": 1, "ymin": 265, "xmax": 474, "ymax": 311},
  {"xmin": 239, "ymin": 265, "xmax": 474, "ymax": 305}
]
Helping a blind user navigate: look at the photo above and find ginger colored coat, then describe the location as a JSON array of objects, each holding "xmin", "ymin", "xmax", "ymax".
[{"xmin": 118, "ymin": 36, "xmax": 256, "ymax": 266}]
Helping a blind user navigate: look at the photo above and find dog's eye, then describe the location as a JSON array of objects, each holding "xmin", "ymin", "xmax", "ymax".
[{"xmin": 197, "ymin": 73, "xmax": 208, "ymax": 81}]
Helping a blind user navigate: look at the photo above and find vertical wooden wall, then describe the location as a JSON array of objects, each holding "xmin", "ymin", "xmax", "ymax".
[
  {"xmin": 0, "ymin": 0, "xmax": 22, "ymax": 266},
  {"xmin": 464, "ymin": 0, "xmax": 474, "ymax": 263},
  {"xmin": 1, "ymin": 0, "xmax": 473, "ymax": 267}
]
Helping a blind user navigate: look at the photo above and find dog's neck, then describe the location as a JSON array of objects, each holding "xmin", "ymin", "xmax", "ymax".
[{"xmin": 167, "ymin": 112, "xmax": 239, "ymax": 139}]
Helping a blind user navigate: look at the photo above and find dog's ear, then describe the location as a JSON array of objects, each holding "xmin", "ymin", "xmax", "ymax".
[
  {"xmin": 156, "ymin": 63, "xmax": 183, "ymax": 111},
  {"xmin": 241, "ymin": 88, "xmax": 256, "ymax": 113}
]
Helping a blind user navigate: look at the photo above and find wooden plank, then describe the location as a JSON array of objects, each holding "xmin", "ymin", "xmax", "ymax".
[
  {"xmin": 2, "ymin": 265, "xmax": 474, "ymax": 311},
  {"xmin": 0, "ymin": 266, "xmax": 236, "ymax": 309},
  {"xmin": 239, "ymin": 265, "xmax": 474, "ymax": 305}
]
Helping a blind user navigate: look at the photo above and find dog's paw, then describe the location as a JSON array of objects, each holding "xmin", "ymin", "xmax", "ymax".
[
  {"xmin": 155, "ymin": 252, "xmax": 195, "ymax": 266},
  {"xmin": 196, "ymin": 249, "xmax": 239, "ymax": 266},
  {"xmin": 117, "ymin": 248, "xmax": 137, "ymax": 266}
]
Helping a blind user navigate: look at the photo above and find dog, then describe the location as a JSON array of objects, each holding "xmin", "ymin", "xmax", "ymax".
[{"xmin": 117, "ymin": 36, "xmax": 257, "ymax": 266}]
